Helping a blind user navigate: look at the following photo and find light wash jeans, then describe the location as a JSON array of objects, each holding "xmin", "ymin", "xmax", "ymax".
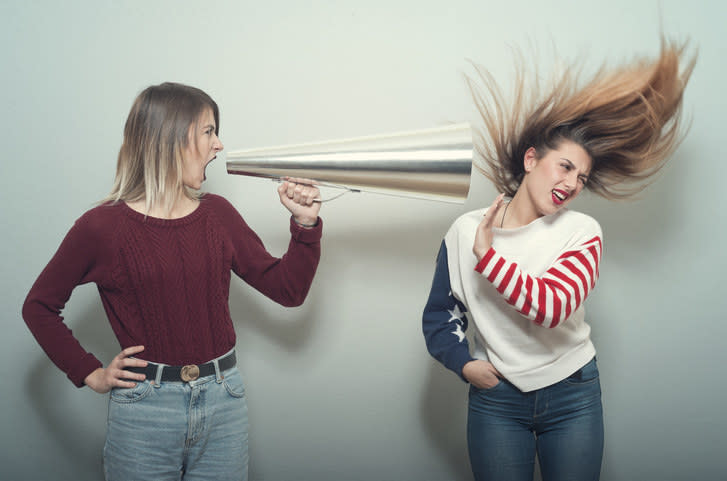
[
  {"xmin": 104, "ymin": 359, "xmax": 249, "ymax": 481},
  {"xmin": 467, "ymin": 357, "xmax": 604, "ymax": 481}
]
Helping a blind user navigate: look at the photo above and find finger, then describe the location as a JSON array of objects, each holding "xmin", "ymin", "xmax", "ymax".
[
  {"xmin": 293, "ymin": 191, "xmax": 308, "ymax": 206},
  {"xmin": 119, "ymin": 370, "xmax": 147, "ymax": 382},
  {"xmin": 300, "ymin": 187, "xmax": 317, "ymax": 205},
  {"xmin": 297, "ymin": 186, "xmax": 316, "ymax": 205},
  {"xmin": 118, "ymin": 345, "xmax": 145, "ymax": 360},
  {"xmin": 115, "ymin": 379, "xmax": 140, "ymax": 389},
  {"xmin": 487, "ymin": 193, "xmax": 505, "ymax": 223},
  {"xmin": 287, "ymin": 183, "xmax": 298, "ymax": 199},
  {"xmin": 300, "ymin": 185, "xmax": 320, "ymax": 205},
  {"xmin": 287, "ymin": 176, "xmax": 317, "ymax": 187},
  {"xmin": 482, "ymin": 193, "xmax": 505, "ymax": 227},
  {"xmin": 119, "ymin": 356, "xmax": 149, "ymax": 368}
]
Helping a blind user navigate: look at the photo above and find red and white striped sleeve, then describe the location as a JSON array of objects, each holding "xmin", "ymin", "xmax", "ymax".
[{"xmin": 474, "ymin": 235, "xmax": 602, "ymax": 328}]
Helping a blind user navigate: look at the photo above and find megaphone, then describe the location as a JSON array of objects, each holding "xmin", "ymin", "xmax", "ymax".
[{"xmin": 226, "ymin": 123, "xmax": 472, "ymax": 203}]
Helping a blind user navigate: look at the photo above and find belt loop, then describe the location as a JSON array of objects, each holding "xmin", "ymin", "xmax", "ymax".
[
  {"xmin": 153, "ymin": 363, "xmax": 164, "ymax": 387},
  {"xmin": 213, "ymin": 358, "xmax": 223, "ymax": 383}
]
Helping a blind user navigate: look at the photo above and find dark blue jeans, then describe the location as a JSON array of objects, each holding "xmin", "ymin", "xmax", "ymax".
[{"xmin": 467, "ymin": 357, "xmax": 604, "ymax": 481}]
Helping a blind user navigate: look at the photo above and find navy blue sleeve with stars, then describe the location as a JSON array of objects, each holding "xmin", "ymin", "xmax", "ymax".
[{"xmin": 422, "ymin": 240, "xmax": 475, "ymax": 382}]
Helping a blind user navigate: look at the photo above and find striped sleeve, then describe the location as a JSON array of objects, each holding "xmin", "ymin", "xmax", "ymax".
[
  {"xmin": 474, "ymin": 235, "xmax": 602, "ymax": 328},
  {"xmin": 423, "ymin": 241, "xmax": 475, "ymax": 381}
]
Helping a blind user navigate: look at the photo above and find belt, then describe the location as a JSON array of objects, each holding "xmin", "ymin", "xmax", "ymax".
[{"xmin": 127, "ymin": 351, "xmax": 236, "ymax": 382}]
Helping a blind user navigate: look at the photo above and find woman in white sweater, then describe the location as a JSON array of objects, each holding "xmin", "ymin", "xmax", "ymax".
[{"xmin": 423, "ymin": 39, "xmax": 695, "ymax": 481}]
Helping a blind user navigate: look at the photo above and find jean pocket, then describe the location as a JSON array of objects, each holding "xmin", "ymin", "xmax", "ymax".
[
  {"xmin": 472, "ymin": 379, "xmax": 504, "ymax": 395},
  {"xmin": 110, "ymin": 380, "xmax": 153, "ymax": 404},
  {"xmin": 564, "ymin": 358, "xmax": 600, "ymax": 385},
  {"xmin": 222, "ymin": 369, "xmax": 246, "ymax": 398}
]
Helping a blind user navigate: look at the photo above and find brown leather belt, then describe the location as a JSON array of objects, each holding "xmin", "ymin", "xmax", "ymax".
[{"xmin": 127, "ymin": 351, "xmax": 236, "ymax": 382}]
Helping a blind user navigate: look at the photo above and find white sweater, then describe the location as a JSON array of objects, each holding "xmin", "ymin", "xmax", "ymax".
[{"xmin": 443, "ymin": 207, "xmax": 602, "ymax": 392}]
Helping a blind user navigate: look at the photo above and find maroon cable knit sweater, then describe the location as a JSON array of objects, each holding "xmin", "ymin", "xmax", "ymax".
[{"xmin": 23, "ymin": 194, "xmax": 322, "ymax": 387}]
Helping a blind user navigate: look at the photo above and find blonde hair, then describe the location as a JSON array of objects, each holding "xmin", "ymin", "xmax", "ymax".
[
  {"xmin": 467, "ymin": 38, "xmax": 697, "ymax": 199},
  {"xmin": 103, "ymin": 82, "xmax": 220, "ymax": 214}
]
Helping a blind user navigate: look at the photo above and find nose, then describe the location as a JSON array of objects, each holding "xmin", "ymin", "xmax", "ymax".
[
  {"xmin": 564, "ymin": 171, "xmax": 579, "ymax": 192},
  {"xmin": 214, "ymin": 134, "xmax": 224, "ymax": 152}
]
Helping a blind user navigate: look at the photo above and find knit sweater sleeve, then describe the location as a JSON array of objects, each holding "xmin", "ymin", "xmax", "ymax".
[
  {"xmin": 211, "ymin": 195, "xmax": 322, "ymax": 307},
  {"xmin": 474, "ymin": 232, "xmax": 602, "ymax": 328},
  {"xmin": 22, "ymin": 212, "xmax": 105, "ymax": 387},
  {"xmin": 422, "ymin": 241, "xmax": 475, "ymax": 381}
]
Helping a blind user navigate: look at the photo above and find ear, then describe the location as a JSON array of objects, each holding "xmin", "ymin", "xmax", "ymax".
[{"xmin": 523, "ymin": 147, "xmax": 538, "ymax": 173}]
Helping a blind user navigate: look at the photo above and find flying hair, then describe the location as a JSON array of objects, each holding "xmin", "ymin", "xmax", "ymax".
[{"xmin": 466, "ymin": 37, "xmax": 697, "ymax": 199}]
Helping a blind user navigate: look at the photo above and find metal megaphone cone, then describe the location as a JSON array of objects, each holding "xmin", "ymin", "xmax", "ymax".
[{"xmin": 226, "ymin": 123, "xmax": 472, "ymax": 203}]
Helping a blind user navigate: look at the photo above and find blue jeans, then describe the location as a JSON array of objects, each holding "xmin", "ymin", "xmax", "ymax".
[
  {"xmin": 467, "ymin": 357, "xmax": 603, "ymax": 481},
  {"xmin": 104, "ymin": 358, "xmax": 249, "ymax": 481}
]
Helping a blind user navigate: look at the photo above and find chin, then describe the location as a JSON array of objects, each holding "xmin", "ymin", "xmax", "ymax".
[{"xmin": 540, "ymin": 204, "xmax": 563, "ymax": 217}]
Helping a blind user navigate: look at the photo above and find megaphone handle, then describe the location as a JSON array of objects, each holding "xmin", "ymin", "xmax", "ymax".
[
  {"xmin": 314, "ymin": 189, "xmax": 361, "ymax": 202},
  {"xmin": 270, "ymin": 178, "xmax": 360, "ymax": 202}
]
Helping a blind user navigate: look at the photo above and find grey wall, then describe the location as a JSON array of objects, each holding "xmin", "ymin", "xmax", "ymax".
[{"xmin": 2, "ymin": 1, "xmax": 725, "ymax": 480}]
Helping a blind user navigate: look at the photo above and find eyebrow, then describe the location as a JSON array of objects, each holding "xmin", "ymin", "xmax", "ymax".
[{"xmin": 560, "ymin": 157, "xmax": 590, "ymax": 178}]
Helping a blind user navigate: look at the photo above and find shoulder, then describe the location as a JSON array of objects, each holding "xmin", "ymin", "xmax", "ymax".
[
  {"xmin": 75, "ymin": 202, "xmax": 125, "ymax": 230},
  {"xmin": 552, "ymin": 209, "xmax": 602, "ymax": 238},
  {"xmin": 200, "ymin": 192, "xmax": 234, "ymax": 210},
  {"xmin": 449, "ymin": 208, "xmax": 486, "ymax": 234},
  {"xmin": 549, "ymin": 210, "xmax": 603, "ymax": 254},
  {"xmin": 199, "ymin": 193, "xmax": 252, "ymax": 232},
  {"xmin": 55, "ymin": 202, "xmax": 126, "ymax": 250},
  {"xmin": 200, "ymin": 193, "xmax": 242, "ymax": 218},
  {"xmin": 444, "ymin": 208, "xmax": 485, "ymax": 251}
]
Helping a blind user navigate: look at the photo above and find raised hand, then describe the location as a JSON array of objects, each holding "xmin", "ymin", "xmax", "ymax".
[
  {"xmin": 473, "ymin": 193, "xmax": 505, "ymax": 261},
  {"xmin": 277, "ymin": 177, "xmax": 322, "ymax": 227}
]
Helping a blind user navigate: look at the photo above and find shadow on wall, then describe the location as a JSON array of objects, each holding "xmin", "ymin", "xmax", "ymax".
[
  {"xmin": 226, "ymin": 211, "xmax": 482, "ymax": 479},
  {"xmin": 575, "ymin": 143, "xmax": 692, "ymax": 266},
  {"xmin": 419, "ymin": 362, "xmax": 474, "ymax": 481},
  {"xmin": 227, "ymin": 279, "xmax": 322, "ymax": 352},
  {"xmin": 25, "ymin": 300, "xmax": 117, "ymax": 481},
  {"xmin": 225, "ymin": 202, "xmax": 457, "ymax": 349}
]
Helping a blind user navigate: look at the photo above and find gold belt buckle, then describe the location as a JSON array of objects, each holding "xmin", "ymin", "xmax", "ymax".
[{"xmin": 180, "ymin": 364, "xmax": 200, "ymax": 382}]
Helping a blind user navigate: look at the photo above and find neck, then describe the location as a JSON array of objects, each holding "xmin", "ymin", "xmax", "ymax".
[{"xmin": 500, "ymin": 188, "xmax": 542, "ymax": 228}]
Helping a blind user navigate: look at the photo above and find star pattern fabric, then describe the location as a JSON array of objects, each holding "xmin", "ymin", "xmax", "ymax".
[
  {"xmin": 422, "ymin": 242, "xmax": 474, "ymax": 381},
  {"xmin": 447, "ymin": 296, "xmax": 466, "ymax": 341}
]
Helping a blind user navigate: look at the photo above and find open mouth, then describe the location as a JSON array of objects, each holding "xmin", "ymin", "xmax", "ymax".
[
  {"xmin": 552, "ymin": 189, "xmax": 569, "ymax": 205},
  {"xmin": 203, "ymin": 156, "xmax": 216, "ymax": 181}
]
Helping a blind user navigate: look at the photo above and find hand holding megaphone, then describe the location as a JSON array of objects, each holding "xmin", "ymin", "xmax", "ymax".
[{"xmin": 277, "ymin": 177, "xmax": 321, "ymax": 227}]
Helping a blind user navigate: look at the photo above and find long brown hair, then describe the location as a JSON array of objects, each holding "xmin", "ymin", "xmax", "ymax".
[
  {"xmin": 102, "ymin": 82, "xmax": 220, "ymax": 214},
  {"xmin": 467, "ymin": 38, "xmax": 697, "ymax": 199}
]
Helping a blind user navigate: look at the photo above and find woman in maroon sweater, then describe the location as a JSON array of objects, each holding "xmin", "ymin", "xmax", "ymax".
[{"xmin": 23, "ymin": 82, "xmax": 322, "ymax": 481}]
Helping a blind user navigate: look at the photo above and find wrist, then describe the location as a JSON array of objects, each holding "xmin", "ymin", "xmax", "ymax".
[
  {"xmin": 293, "ymin": 216, "xmax": 318, "ymax": 228},
  {"xmin": 461, "ymin": 360, "xmax": 475, "ymax": 380}
]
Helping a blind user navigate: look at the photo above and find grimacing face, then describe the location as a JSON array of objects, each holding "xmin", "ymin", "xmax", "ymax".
[{"xmin": 521, "ymin": 140, "xmax": 592, "ymax": 217}]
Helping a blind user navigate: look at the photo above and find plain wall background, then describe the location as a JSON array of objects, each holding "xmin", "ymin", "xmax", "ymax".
[{"xmin": 1, "ymin": 1, "xmax": 725, "ymax": 480}]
